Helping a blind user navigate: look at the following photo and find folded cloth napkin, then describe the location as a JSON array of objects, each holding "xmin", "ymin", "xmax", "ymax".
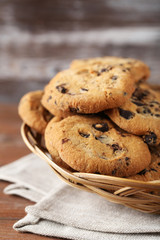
[{"xmin": 0, "ymin": 154, "xmax": 160, "ymax": 240}]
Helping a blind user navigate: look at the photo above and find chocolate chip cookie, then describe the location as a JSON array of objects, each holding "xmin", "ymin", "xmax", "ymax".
[
  {"xmin": 42, "ymin": 64, "xmax": 135, "ymax": 114},
  {"xmin": 45, "ymin": 115, "xmax": 151, "ymax": 177},
  {"xmin": 129, "ymin": 145, "xmax": 160, "ymax": 181},
  {"xmin": 18, "ymin": 91, "xmax": 57, "ymax": 134},
  {"xmin": 70, "ymin": 56, "xmax": 150, "ymax": 83},
  {"xmin": 106, "ymin": 84, "xmax": 160, "ymax": 145}
]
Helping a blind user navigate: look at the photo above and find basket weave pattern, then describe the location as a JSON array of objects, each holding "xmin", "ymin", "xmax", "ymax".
[{"xmin": 21, "ymin": 123, "xmax": 160, "ymax": 214}]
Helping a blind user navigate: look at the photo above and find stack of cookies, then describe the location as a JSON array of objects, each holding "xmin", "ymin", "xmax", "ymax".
[{"xmin": 18, "ymin": 56, "xmax": 160, "ymax": 182}]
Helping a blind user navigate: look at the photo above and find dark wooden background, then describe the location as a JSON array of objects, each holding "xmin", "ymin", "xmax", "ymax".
[
  {"xmin": 0, "ymin": 0, "xmax": 160, "ymax": 103},
  {"xmin": 0, "ymin": 1, "xmax": 160, "ymax": 239}
]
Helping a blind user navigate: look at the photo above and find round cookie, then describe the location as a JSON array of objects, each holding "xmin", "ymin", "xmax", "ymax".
[
  {"xmin": 18, "ymin": 90, "xmax": 58, "ymax": 134},
  {"xmin": 70, "ymin": 56, "xmax": 150, "ymax": 83},
  {"xmin": 106, "ymin": 84, "xmax": 160, "ymax": 146},
  {"xmin": 42, "ymin": 64, "xmax": 135, "ymax": 114},
  {"xmin": 129, "ymin": 145, "xmax": 160, "ymax": 181},
  {"xmin": 45, "ymin": 115, "xmax": 151, "ymax": 177},
  {"xmin": 45, "ymin": 118, "xmax": 73, "ymax": 171}
]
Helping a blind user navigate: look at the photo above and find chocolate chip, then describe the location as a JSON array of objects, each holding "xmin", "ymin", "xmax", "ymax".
[
  {"xmin": 92, "ymin": 123, "xmax": 109, "ymax": 132},
  {"xmin": 97, "ymin": 66, "xmax": 113, "ymax": 76},
  {"xmin": 47, "ymin": 96, "xmax": 52, "ymax": 102},
  {"xmin": 101, "ymin": 66, "xmax": 113, "ymax": 72},
  {"xmin": 62, "ymin": 138, "xmax": 70, "ymax": 144},
  {"xmin": 132, "ymin": 88, "xmax": 149, "ymax": 101},
  {"xmin": 155, "ymin": 114, "xmax": 160, "ymax": 117},
  {"xmin": 144, "ymin": 107, "xmax": 151, "ymax": 114},
  {"xmin": 118, "ymin": 108, "xmax": 135, "ymax": 119},
  {"xmin": 54, "ymin": 100, "xmax": 57, "ymax": 105},
  {"xmin": 111, "ymin": 75, "xmax": 118, "ymax": 80},
  {"xmin": 158, "ymin": 162, "xmax": 160, "ymax": 166},
  {"xmin": 79, "ymin": 132, "xmax": 90, "ymax": 138},
  {"xmin": 138, "ymin": 168, "xmax": 148, "ymax": 175},
  {"xmin": 136, "ymin": 106, "xmax": 153, "ymax": 116},
  {"xmin": 100, "ymin": 68, "xmax": 107, "ymax": 73},
  {"xmin": 81, "ymin": 88, "xmax": 88, "ymax": 91},
  {"xmin": 150, "ymin": 168, "xmax": 157, "ymax": 172},
  {"xmin": 95, "ymin": 135, "xmax": 105, "ymax": 141},
  {"xmin": 131, "ymin": 100, "xmax": 145, "ymax": 106},
  {"xmin": 69, "ymin": 107, "xmax": 79, "ymax": 113},
  {"xmin": 141, "ymin": 107, "xmax": 151, "ymax": 114},
  {"xmin": 56, "ymin": 84, "xmax": 68, "ymax": 94},
  {"xmin": 143, "ymin": 132, "xmax": 157, "ymax": 145},
  {"xmin": 125, "ymin": 157, "xmax": 130, "ymax": 166},
  {"xmin": 112, "ymin": 169, "xmax": 117, "ymax": 175},
  {"xmin": 111, "ymin": 144, "xmax": 122, "ymax": 152}
]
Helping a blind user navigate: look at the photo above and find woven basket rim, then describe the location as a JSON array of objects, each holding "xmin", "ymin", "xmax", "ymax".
[{"xmin": 21, "ymin": 123, "xmax": 160, "ymax": 214}]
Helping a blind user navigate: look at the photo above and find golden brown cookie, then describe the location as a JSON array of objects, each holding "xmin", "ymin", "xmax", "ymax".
[
  {"xmin": 106, "ymin": 84, "xmax": 160, "ymax": 146},
  {"xmin": 45, "ymin": 115, "xmax": 151, "ymax": 177},
  {"xmin": 42, "ymin": 64, "xmax": 135, "ymax": 114},
  {"xmin": 18, "ymin": 90, "xmax": 58, "ymax": 134},
  {"xmin": 129, "ymin": 145, "xmax": 160, "ymax": 181},
  {"xmin": 70, "ymin": 56, "xmax": 150, "ymax": 83}
]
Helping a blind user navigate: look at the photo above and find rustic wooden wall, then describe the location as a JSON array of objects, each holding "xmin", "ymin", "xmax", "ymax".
[{"xmin": 0, "ymin": 0, "xmax": 160, "ymax": 102}]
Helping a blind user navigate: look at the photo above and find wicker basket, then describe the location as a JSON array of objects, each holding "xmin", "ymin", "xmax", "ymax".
[{"xmin": 21, "ymin": 123, "xmax": 160, "ymax": 214}]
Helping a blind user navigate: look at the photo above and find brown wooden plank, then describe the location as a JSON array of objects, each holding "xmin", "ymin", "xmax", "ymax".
[
  {"xmin": 0, "ymin": 104, "xmax": 30, "ymax": 165},
  {"xmin": 1, "ymin": 40, "xmax": 160, "ymax": 103},
  {"xmin": 0, "ymin": 219, "xmax": 63, "ymax": 240},
  {"xmin": 0, "ymin": 0, "xmax": 160, "ymax": 31},
  {"xmin": 0, "ymin": 182, "xmax": 32, "ymax": 219}
]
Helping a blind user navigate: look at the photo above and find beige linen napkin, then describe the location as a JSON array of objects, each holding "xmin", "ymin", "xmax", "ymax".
[{"xmin": 0, "ymin": 154, "xmax": 160, "ymax": 240}]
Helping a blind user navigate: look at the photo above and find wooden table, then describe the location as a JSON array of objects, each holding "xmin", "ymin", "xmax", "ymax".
[{"xmin": 0, "ymin": 104, "xmax": 63, "ymax": 240}]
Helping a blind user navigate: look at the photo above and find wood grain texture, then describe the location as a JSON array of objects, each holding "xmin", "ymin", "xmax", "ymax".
[
  {"xmin": 1, "ymin": 0, "xmax": 160, "ymax": 31},
  {"xmin": 0, "ymin": 104, "xmax": 65, "ymax": 240},
  {"xmin": 0, "ymin": 0, "xmax": 160, "ymax": 102}
]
